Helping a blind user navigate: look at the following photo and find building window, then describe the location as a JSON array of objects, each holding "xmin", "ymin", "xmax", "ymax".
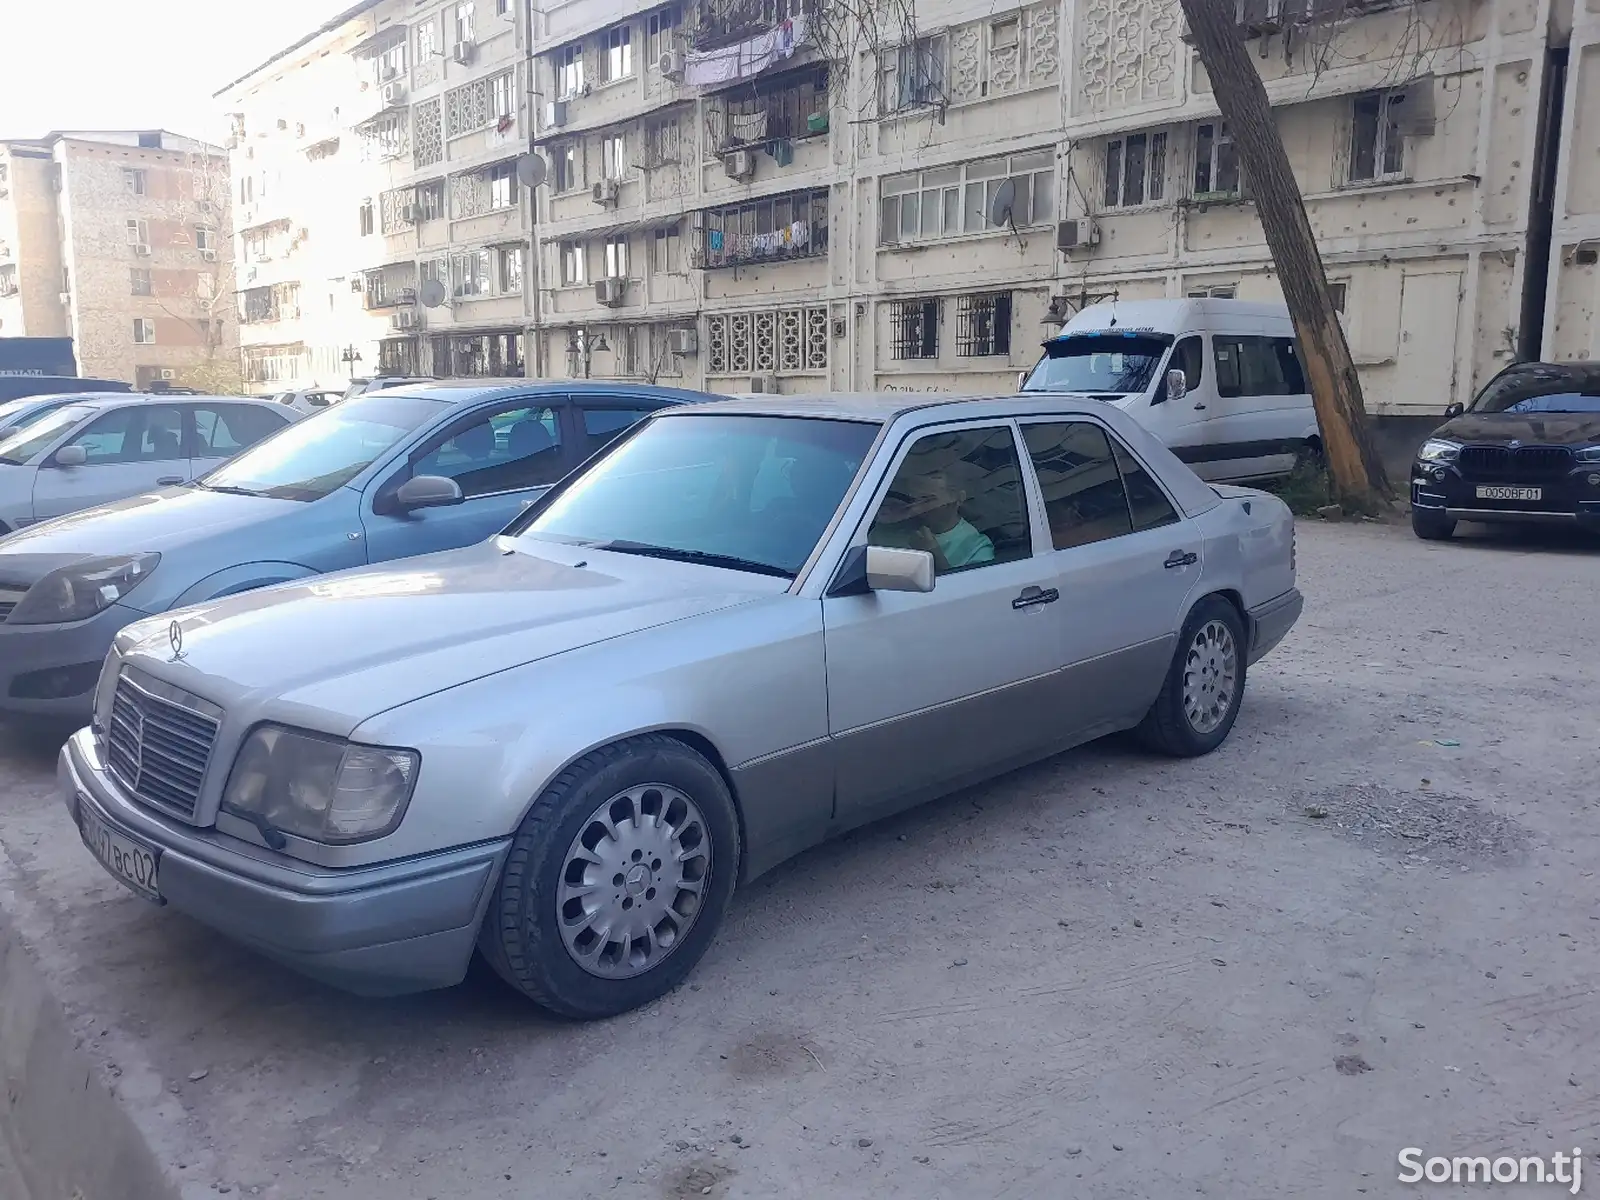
[
  {"xmin": 497, "ymin": 245, "xmax": 524, "ymax": 293},
  {"xmin": 706, "ymin": 306, "xmax": 829, "ymax": 374},
  {"xmin": 641, "ymin": 117, "xmax": 680, "ymax": 167},
  {"xmin": 1193, "ymin": 122, "xmax": 1241, "ymax": 197},
  {"xmin": 489, "ymin": 160, "xmax": 516, "ymax": 209},
  {"xmin": 558, "ymin": 43, "xmax": 585, "ymax": 98},
  {"xmin": 880, "ymin": 35, "xmax": 946, "ymax": 114},
  {"xmin": 416, "ymin": 17, "xmax": 440, "ymax": 61},
  {"xmin": 491, "ymin": 71, "xmax": 517, "ymax": 122},
  {"xmin": 956, "ymin": 292, "xmax": 1012, "ymax": 357},
  {"xmin": 125, "ymin": 218, "xmax": 149, "ymax": 246},
  {"xmin": 123, "ymin": 168, "xmax": 147, "ymax": 195},
  {"xmin": 361, "ymin": 112, "xmax": 407, "ymax": 160},
  {"xmin": 561, "ymin": 241, "xmax": 586, "ymax": 285},
  {"xmin": 195, "ymin": 226, "xmax": 216, "ymax": 253},
  {"xmin": 710, "ymin": 64, "xmax": 829, "ymax": 150},
  {"xmin": 239, "ymin": 175, "xmax": 254, "ymax": 205},
  {"xmin": 601, "ymin": 133, "xmax": 626, "ymax": 179},
  {"xmin": 1186, "ymin": 283, "xmax": 1237, "ymax": 298},
  {"xmin": 455, "ymin": 1, "xmax": 476, "ymax": 44},
  {"xmin": 601, "ymin": 24, "xmax": 633, "ymax": 82},
  {"xmin": 890, "ymin": 298, "xmax": 940, "ymax": 360},
  {"xmin": 130, "ymin": 268, "xmax": 152, "ymax": 296},
  {"xmin": 496, "ymin": 0, "xmax": 510, "ymax": 14},
  {"xmin": 604, "ymin": 235, "xmax": 629, "ymax": 279},
  {"xmin": 132, "ymin": 318, "xmax": 156, "ymax": 344},
  {"xmin": 647, "ymin": 5, "xmax": 681, "ymax": 65},
  {"xmin": 1103, "ymin": 131, "xmax": 1167, "ymax": 209},
  {"xmin": 652, "ymin": 224, "xmax": 681, "ymax": 273},
  {"xmin": 553, "ymin": 143, "xmax": 580, "ymax": 192},
  {"xmin": 376, "ymin": 38, "xmax": 407, "ymax": 82},
  {"xmin": 1327, "ymin": 281, "xmax": 1347, "ymax": 312},
  {"xmin": 359, "ymin": 198, "xmax": 375, "ymax": 236},
  {"xmin": 1349, "ymin": 89, "xmax": 1408, "ymax": 183},
  {"xmin": 697, "ymin": 188, "xmax": 828, "ymax": 269},
  {"xmin": 880, "ymin": 150, "xmax": 1054, "ymax": 244},
  {"xmin": 420, "ymin": 257, "xmax": 448, "ymax": 296},
  {"xmin": 453, "ymin": 247, "xmax": 492, "ymax": 298},
  {"xmin": 417, "ymin": 178, "xmax": 446, "ymax": 221}
]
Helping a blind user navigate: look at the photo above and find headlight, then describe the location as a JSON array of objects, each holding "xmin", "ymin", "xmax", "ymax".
[
  {"xmin": 1416, "ymin": 439, "xmax": 1461, "ymax": 464},
  {"xmin": 7, "ymin": 554, "xmax": 160, "ymax": 625},
  {"xmin": 91, "ymin": 644, "xmax": 124, "ymax": 739},
  {"xmin": 222, "ymin": 724, "xmax": 419, "ymax": 845},
  {"xmin": 1575, "ymin": 445, "xmax": 1600, "ymax": 463}
]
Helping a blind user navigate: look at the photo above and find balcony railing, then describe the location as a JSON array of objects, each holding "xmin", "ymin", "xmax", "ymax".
[
  {"xmin": 706, "ymin": 64, "xmax": 829, "ymax": 151},
  {"xmin": 689, "ymin": 0, "xmax": 815, "ymax": 53},
  {"xmin": 692, "ymin": 188, "xmax": 828, "ymax": 270}
]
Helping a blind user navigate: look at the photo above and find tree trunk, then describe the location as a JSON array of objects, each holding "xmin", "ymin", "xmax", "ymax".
[{"xmin": 1177, "ymin": 0, "xmax": 1393, "ymax": 509}]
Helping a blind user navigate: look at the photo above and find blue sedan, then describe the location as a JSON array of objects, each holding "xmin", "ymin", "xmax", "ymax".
[{"xmin": 0, "ymin": 381, "xmax": 709, "ymax": 719}]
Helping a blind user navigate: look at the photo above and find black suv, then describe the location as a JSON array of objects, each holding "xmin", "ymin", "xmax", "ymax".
[{"xmin": 1410, "ymin": 360, "xmax": 1600, "ymax": 540}]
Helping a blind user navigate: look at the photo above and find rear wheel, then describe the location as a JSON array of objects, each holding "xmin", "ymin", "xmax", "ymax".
[
  {"xmin": 1137, "ymin": 596, "xmax": 1247, "ymax": 757},
  {"xmin": 1411, "ymin": 508, "xmax": 1455, "ymax": 541},
  {"xmin": 479, "ymin": 734, "xmax": 740, "ymax": 1020}
]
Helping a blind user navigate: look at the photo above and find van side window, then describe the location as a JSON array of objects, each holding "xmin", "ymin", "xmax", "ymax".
[{"xmin": 1212, "ymin": 335, "xmax": 1305, "ymax": 398}]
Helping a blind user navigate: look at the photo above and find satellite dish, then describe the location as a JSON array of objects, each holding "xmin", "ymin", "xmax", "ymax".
[
  {"xmin": 989, "ymin": 177, "xmax": 1018, "ymax": 228},
  {"xmin": 516, "ymin": 153, "xmax": 548, "ymax": 188},
  {"xmin": 419, "ymin": 279, "xmax": 447, "ymax": 308}
]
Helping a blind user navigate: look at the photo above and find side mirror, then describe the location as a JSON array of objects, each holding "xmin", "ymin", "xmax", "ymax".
[
  {"xmin": 1444, "ymin": 402, "xmax": 1465, "ymax": 418},
  {"xmin": 865, "ymin": 545, "xmax": 935, "ymax": 593},
  {"xmin": 394, "ymin": 474, "xmax": 464, "ymax": 512},
  {"xmin": 54, "ymin": 444, "xmax": 88, "ymax": 467},
  {"xmin": 1164, "ymin": 368, "xmax": 1188, "ymax": 405}
]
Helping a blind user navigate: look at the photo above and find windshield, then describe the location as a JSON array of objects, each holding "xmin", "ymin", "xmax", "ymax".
[
  {"xmin": 1022, "ymin": 333, "xmax": 1173, "ymax": 394},
  {"xmin": 198, "ymin": 393, "xmax": 447, "ymax": 501},
  {"xmin": 0, "ymin": 404, "xmax": 95, "ymax": 465},
  {"xmin": 521, "ymin": 414, "xmax": 878, "ymax": 577},
  {"xmin": 1471, "ymin": 389, "xmax": 1600, "ymax": 415}
]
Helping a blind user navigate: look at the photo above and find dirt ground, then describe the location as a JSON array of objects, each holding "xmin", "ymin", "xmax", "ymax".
[{"xmin": 1, "ymin": 518, "xmax": 1597, "ymax": 1200}]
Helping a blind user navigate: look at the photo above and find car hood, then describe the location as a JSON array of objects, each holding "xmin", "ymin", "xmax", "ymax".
[
  {"xmin": 0, "ymin": 487, "xmax": 301, "ymax": 585},
  {"xmin": 119, "ymin": 539, "xmax": 779, "ymax": 735},
  {"xmin": 1434, "ymin": 411, "xmax": 1600, "ymax": 447}
]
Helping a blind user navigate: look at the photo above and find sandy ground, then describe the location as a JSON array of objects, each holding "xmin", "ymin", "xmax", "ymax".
[{"xmin": 1, "ymin": 518, "xmax": 1597, "ymax": 1200}]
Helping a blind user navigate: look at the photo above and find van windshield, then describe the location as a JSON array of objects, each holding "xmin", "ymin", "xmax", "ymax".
[{"xmin": 1022, "ymin": 333, "xmax": 1173, "ymax": 395}]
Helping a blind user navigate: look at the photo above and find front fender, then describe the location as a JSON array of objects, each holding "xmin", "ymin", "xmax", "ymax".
[{"xmin": 168, "ymin": 561, "xmax": 321, "ymax": 609}]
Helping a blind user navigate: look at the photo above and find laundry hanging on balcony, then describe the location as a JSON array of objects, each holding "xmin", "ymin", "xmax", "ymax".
[{"xmin": 684, "ymin": 14, "xmax": 807, "ymax": 87}]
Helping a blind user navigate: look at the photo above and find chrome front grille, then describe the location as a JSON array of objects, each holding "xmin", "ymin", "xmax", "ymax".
[{"xmin": 105, "ymin": 670, "xmax": 222, "ymax": 822}]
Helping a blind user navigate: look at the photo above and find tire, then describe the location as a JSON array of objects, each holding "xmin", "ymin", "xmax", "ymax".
[
  {"xmin": 478, "ymin": 733, "xmax": 740, "ymax": 1020},
  {"xmin": 1137, "ymin": 595, "xmax": 1248, "ymax": 758},
  {"xmin": 1411, "ymin": 508, "xmax": 1455, "ymax": 541}
]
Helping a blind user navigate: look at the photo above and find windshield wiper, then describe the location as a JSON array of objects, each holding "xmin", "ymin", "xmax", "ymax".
[
  {"xmin": 194, "ymin": 482, "xmax": 262, "ymax": 497},
  {"xmin": 598, "ymin": 540, "xmax": 794, "ymax": 579}
]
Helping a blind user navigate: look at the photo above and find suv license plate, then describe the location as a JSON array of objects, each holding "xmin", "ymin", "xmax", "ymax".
[{"xmin": 1475, "ymin": 486, "xmax": 1542, "ymax": 501}]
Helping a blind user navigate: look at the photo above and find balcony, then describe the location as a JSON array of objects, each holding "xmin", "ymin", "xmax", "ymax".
[
  {"xmin": 690, "ymin": 0, "xmax": 815, "ymax": 53},
  {"xmin": 363, "ymin": 263, "xmax": 420, "ymax": 310},
  {"xmin": 691, "ymin": 188, "xmax": 828, "ymax": 270},
  {"xmin": 705, "ymin": 64, "xmax": 828, "ymax": 152},
  {"xmin": 240, "ymin": 283, "xmax": 303, "ymax": 325}
]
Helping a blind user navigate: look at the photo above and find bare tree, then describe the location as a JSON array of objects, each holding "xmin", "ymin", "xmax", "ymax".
[
  {"xmin": 158, "ymin": 147, "xmax": 244, "ymax": 394},
  {"xmin": 1179, "ymin": 0, "xmax": 1392, "ymax": 511}
]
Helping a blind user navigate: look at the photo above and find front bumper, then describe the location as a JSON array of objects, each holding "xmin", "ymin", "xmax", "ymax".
[
  {"xmin": 60, "ymin": 729, "xmax": 511, "ymax": 996},
  {"xmin": 1247, "ymin": 587, "xmax": 1302, "ymax": 665},
  {"xmin": 1411, "ymin": 462, "xmax": 1600, "ymax": 527},
  {"xmin": 0, "ymin": 601, "xmax": 143, "ymax": 719}
]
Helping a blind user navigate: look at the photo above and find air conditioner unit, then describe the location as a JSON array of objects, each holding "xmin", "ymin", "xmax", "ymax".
[
  {"xmin": 1055, "ymin": 219, "xmax": 1099, "ymax": 252},
  {"xmin": 749, "ymin": 373, "xmax": 780, "ymax": 394},
  {"xmin": 58, "ymin": 291, "xmax": 72, "ymax": 305},
  {"xmin": 134, "ymin": 242, "xmax": 152, "ymax": 257},
  {"xmin": 592, "ymin": 179, "xmax": 619, "ymax": 206},
  {"xmin": 452, "ymin": 40, "xmax": 475, "ymax": 64},
  {"xmin": 382, "ymin": 82, "xmax": 406, "ymax": 106},
  {"xmin": 196, "ymin": 199, "xmax": 214, "ymax": 215},
  {"xmin": 546, "ymin": 99, "xmax": 569, "ymax": 128},
  {"xmin": 658, "ymin": 48, "xmax": 686, "ymax": 80},
  {"xmin": 391, "ymin": 311, "xmax": 419, "ymax": 330},
  {"xmin": 380, "ymin": 63, "xmax": 399, "ymax": 82},
  {"xmin": 595, "ymin": 277, "xmax": 626, "ymax": 306},
  {"xmin": 159, "ymin": 368, "xmax": 177, "ymax": 380},
  {"xmin": 723, "ymin": 150, "xmax": 755, "ymax": 181},
  {"xmin": 665, "ymin": 327, "xmax": 698, "ymax": 356},
  {"xmin": 199, "ymin": 248, "xmax": 217, "ymax": 262}
]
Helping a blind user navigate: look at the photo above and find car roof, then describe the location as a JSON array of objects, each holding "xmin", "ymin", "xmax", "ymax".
[
  {"xmin": 654, "ymin": 391, "xmax": 1146, "ymax": 424},
  {"xmin": 375, "ymin": 379, "xmax": 717, "ymax": 405},
  {"xmin": 58, "ymin": 392, "xmax": 276, "ymax": 412}
]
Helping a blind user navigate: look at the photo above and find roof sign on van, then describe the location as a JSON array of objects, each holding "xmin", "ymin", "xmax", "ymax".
[{"xmin": 1060, "ymin": 327, "xmax": 1159, "ymax": 337}]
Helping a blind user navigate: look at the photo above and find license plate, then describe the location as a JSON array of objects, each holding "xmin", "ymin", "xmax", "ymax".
[
  {"xmin": 78, "ymin": 800, "xmax": 161, "ymax": 902},
  {"xmin": 1475, "ymin": 486, "xmax": 1542, "ymax": 501}
]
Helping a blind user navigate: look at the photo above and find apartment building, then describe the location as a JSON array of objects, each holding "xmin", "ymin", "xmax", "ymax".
[
  {"xmin": 0, "ymin": 131, "xmax": 236, "ymax": 387},
  {"xmin": 217, "ymin": 0, "xmax": 534, "ymax": 392},
  {"xmin": 1548, "ymin": 0, "xmax": 1600, "ymax": 360}
]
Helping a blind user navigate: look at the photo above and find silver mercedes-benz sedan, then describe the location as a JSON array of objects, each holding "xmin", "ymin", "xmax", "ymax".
[{"xmin": 60, "ymin": 393, "xmax": 1302, "ymax": 1019}]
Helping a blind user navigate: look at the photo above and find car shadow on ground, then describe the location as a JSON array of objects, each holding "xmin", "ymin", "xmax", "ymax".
[{"xmin": 1444, "ymin": 520, "xmax": 1600, "ymax": 556}]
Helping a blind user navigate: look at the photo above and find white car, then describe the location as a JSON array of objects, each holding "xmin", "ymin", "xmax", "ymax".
[
  {"xmin": 1023, "ymin": 298, "xmax": 1322, "ymax": 482},
  {"xmin": 0, "ymin": 394, "xmax": 295, "ymax": 535},
  {"xmin": 268, "ymin": 388, "xmax": 341, "ymax": 415}
]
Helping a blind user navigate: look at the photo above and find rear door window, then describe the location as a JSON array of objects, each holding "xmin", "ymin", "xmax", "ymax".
[
  {"xmin": 192, "ymin": 404, "xmax": 289, "ymax": 455},
  {"xmin": 578, "ymin": 403, "xmax": 662, "ymax": 459}
]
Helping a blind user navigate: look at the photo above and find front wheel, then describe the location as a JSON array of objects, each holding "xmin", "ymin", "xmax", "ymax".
[
  {"xmin": 1411, "ymin": 508, "xmax": 1455, "ymax": 541},
  {"xmin": 1137, "ymin": 596, "xmax": 1247, "ymax": 757},
  {"xmin": 479, "ymin": 734, "xmax": 740, "ymax": 1020}
]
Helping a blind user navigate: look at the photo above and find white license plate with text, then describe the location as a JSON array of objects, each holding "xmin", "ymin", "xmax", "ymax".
[
  {"xmin": 78, "ymin": 801, "xmax": 161, "ymax": 901},
  {"xmin": 1475, "ymin": 486, "xmax": 1542, "ymax": 501}
]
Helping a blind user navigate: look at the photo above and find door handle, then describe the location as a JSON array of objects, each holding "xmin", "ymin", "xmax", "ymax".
[
  {"xmin": 156, "ymin": 475, "xmax": 184, "ymax": 486},
  {"xmin": 1164, "ymin": 551, "xmax": 1198, "ymax": 569},
  {"xmin": 1192, "ymin": 403, "xmax": 1207, "ymax": 410},
  {"xmin": 1012, "ymin": 585, "xmax": 1060, "ymax": 610}
]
